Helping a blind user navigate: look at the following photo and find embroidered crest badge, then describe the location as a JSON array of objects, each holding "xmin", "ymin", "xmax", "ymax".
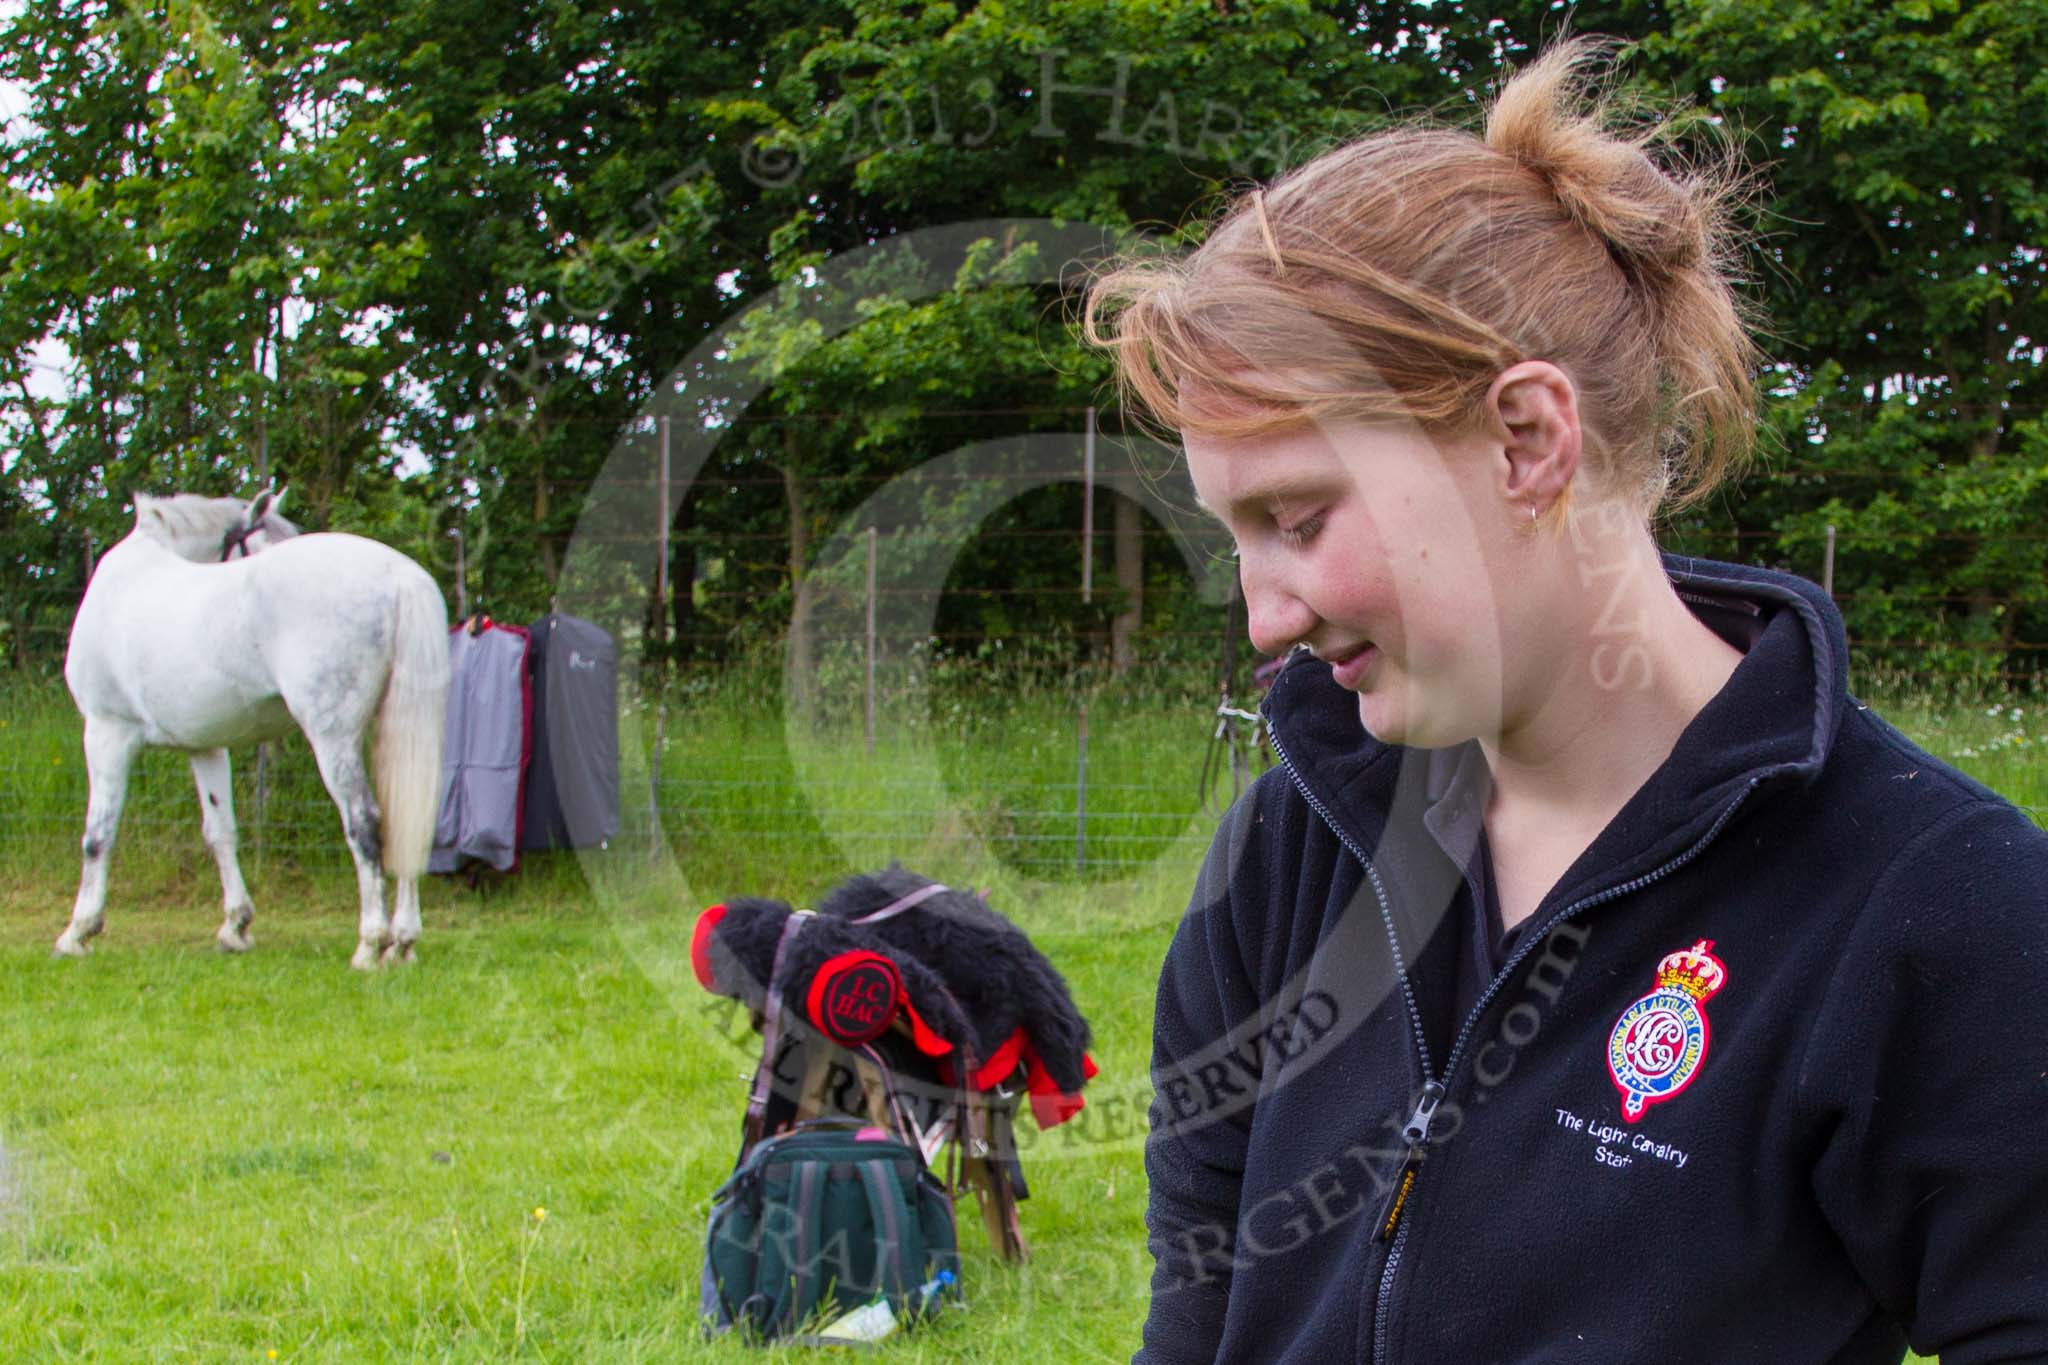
[
  {"xmin": 1606, "ymin": 939, "xmax": 1728, "ymax": 1123},
  {"xmin": 805, "ymin": 949, "xmax": 903, "ymax": 1046}
]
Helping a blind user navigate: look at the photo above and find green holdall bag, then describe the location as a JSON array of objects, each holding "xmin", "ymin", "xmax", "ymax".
[{"xmin": 700, "ymin": 1116, "xmax": 962, "ymax": 1340}]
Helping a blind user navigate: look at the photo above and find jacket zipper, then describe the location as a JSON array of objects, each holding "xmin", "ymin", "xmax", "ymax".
[{"xmin": 1268, "ymin": 721, "xmax": 1761, "ymax": 1365}]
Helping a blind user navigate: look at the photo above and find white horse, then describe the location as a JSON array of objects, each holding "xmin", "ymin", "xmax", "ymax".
[{"xmin": 59, "ymin": 488, "xmax": 450, "ymax": 969}]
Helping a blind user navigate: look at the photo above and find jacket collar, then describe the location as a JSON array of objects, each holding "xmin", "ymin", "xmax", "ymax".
[{"xmin": 1261, "ymin": 553, "xmax": 1850, "ymax": 912}]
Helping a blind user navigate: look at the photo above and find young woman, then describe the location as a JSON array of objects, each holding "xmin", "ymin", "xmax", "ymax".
[{"xmin": 1083, "ymin": 37, "xmax": 2048, "ymax": 1365}]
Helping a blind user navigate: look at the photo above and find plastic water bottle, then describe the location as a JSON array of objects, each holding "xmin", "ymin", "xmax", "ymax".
[{"xmin": 808, "ymin": 1269, "xmax": 957, "ymax": 1344}]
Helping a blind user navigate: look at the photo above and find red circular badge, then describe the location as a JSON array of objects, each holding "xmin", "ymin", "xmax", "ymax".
[{"xmin": 805, "ymin": 950, "xmax": 902, "ymax": 1046}]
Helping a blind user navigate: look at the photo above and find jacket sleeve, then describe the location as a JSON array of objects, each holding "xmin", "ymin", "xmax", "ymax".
[
  {"xmin": 1800, "ymin": 798, "xmax": 2048, "ymax": 1363},
  {"xmin": 1136, "ymin": 794, "xmax": 1265, "ymax": 1364}
]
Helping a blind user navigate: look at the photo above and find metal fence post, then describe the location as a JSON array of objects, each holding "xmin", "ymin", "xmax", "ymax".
[
  {"xmin": 1081, "ymin": 407, "xmax": 1095, "ymax": 605},
  {"xmin": 1075, "ymin": 701, "xmax": 1089, "ymax": 873},
  {"xmin": 865, "ymin": 525, "xmax": 878, "ymax": 757},
  {"xmin": 253, "ymin": 740, "xmax": 269, "ymax": 877},
  {"xmin": 452, "ymin": 520, "xmax": 468, "ymax": 621},
  {"xmin": 655, "ymin": 416, "xmax": 672, "ymax": 651},
  {"xmin": 649, "ymin": 420, "xmax": 672, "ymax": 854},
  {"xmin": 650, "ymin": 693, "xmax": 665, "ymax": 857}
]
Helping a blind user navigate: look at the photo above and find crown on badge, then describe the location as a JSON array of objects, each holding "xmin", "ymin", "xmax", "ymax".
[{"xmin": 1655, "ymin": 939, "xmax": 1727, "ymax": 1001}]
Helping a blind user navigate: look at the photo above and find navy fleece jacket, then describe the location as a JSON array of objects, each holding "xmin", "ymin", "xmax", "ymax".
[{"xmin": 1139, "ymin": 554, "xmax": 2048, "ymax": 1364}]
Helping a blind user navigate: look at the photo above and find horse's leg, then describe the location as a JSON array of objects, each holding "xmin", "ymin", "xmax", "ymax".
[
  {"xmin": 386, "ymin": 875, "xmax": 422, "ymax": 966},
  {"xmin": 303, "ymin": 728, "xmax": 390, "ymax": 971},
  {"xmin": 56, "ymin": 715, "xmax": 143, "ymax": 957},
  {"xmin": 190, "ymin": 748, "xmax": 257, "ymax": 952}
]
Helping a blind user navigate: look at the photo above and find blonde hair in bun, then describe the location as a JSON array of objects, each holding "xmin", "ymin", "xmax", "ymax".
[{"xmin": 1083, "ymin": 34, "xmax": 1765, "ymax": 519}]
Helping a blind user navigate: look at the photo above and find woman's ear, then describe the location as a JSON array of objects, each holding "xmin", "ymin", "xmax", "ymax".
[{"xmin": 1486, "ymin": 360, "xmax": 1582, "ymax": 512}]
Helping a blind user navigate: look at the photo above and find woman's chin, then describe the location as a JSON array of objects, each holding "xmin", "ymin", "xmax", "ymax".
[
  {"xmin": 1356, "ymin": 688, "xmax": 1473, "ymax": 751},
  {"xmin": 1355, "ymin": 692, "xmax": 1406, "ymax": 745}
]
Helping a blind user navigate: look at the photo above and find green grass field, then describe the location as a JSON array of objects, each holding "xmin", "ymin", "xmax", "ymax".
[{"xmin": 1, "ymin": 672, "xmax": 2028, "ymax": 1361}]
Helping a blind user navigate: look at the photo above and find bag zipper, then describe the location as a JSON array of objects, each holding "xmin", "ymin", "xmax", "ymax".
[{"xmin": 1267, "ymin": 722, "xmax": 1761, "ymax": 1365}]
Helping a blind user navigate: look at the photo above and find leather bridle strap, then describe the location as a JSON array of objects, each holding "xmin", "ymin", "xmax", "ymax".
[
  {"xmin": 219, "ymin": 524, "xmax": 262, "ymax": 561},
  {"xmin": 741, "ymin": 909, "xmax": 812, "ymax": 1151},
  {"xmin": 851, "ymin": 882, "xmax": 949, "ymax": 926}
]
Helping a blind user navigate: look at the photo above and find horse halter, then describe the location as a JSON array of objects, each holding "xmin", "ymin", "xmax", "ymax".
[{"xmin": 219, "ymin": 523, "xmax": 264, "ymax": 561}]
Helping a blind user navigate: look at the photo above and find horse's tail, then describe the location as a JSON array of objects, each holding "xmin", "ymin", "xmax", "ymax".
[{"xmin": 373, "ymin": 569, "xmax": 450, "ymax": 880}]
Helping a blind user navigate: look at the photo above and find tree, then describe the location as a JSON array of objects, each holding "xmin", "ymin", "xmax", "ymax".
[
  {"xmin": 1636, "ymin": 0, "xmax": 2048, "ymax": 684},
  {"xmin": 688, "ymin": 0, "xmax": 1490, "ymax": 677}
]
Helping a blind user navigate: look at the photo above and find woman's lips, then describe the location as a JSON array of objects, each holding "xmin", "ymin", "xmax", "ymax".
[{"xmin": 1328, "ymin": 644, "xmax": 1378, "ymax": 689}]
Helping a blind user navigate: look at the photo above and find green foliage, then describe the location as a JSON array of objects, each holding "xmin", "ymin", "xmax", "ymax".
[
  {"xmin": 1631, "ymin": 0, "xmax": 2048, "ymax": 684},
  {"xmin": 0, "ymin": 0, "xmax": 2042, "ymax": 684}
]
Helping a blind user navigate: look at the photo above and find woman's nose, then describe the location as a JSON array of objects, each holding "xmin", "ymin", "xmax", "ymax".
[{"xmin": 1241, "ymin": 562, "xmax": 1316, "ymax": 657}]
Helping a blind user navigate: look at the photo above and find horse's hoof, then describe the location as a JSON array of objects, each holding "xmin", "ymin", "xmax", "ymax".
[
  {"xmin": 349, "ymin": 942, "xmax": 383, "ymax": 971},
  {"xmin": 52, "ymin": 937, "xmax": 91, "ymax": 959},
  {"xmin": 380, "ymin": 942, "xmax": 417, "ymax": 967},
  {"xmin": 216, "ymin": 931, "xmax": 253, "ymax": 954}
]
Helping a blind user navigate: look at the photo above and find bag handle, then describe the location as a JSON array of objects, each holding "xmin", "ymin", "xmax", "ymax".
[{"xmin": 783, "ymin": 1114, "xmax": 873, "ymax": 1138}]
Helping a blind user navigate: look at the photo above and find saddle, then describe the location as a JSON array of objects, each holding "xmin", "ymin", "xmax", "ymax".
[{"xmin": 691, "ymin": 865, "xmax": 1098, "ymax": 1260}]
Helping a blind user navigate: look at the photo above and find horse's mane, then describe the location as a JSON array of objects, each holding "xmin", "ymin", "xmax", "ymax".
[{"xmin": 132, "ymin": 491, "xmax": 297, "ymax": 562}]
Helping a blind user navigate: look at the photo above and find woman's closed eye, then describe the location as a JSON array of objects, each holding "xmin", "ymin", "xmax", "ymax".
[{"xmin": 1276, "ymin": 513, "xmax": 1324, "ymax": 547}]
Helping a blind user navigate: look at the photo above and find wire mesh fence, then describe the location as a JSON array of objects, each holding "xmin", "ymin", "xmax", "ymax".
[
  {"xmin": 4, "ymin": 438, "xmax": 2042, "ymax": 890},
  {"xmin": 0, "ymin": 676, "xmax": 1270, "ymax": 889},
  {"xmin": 5, "ymin": 659, "xmax": 2042, "ymax": 901}
]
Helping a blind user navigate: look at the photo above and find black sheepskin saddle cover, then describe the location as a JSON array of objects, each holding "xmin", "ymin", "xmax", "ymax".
[{"xmin": 692, "ymin": 865, "xmax": 1098, "ymax": 1128}]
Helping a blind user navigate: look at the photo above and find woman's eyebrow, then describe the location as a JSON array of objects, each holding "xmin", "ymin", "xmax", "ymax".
[{"xmin": 1191, "ymin": 475, "xmax": 1331, "ymax": 521}]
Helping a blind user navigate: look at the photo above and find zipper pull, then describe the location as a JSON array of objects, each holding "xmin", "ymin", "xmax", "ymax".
[{"xmin": 1375, "ymin": 1081, "xmax": 1444, "ymax": 1243}]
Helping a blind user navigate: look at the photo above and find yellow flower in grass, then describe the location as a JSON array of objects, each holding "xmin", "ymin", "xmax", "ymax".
[{"xmin": 533, "ymin": 1206, "xmax": 547, "ymax": 1223}]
